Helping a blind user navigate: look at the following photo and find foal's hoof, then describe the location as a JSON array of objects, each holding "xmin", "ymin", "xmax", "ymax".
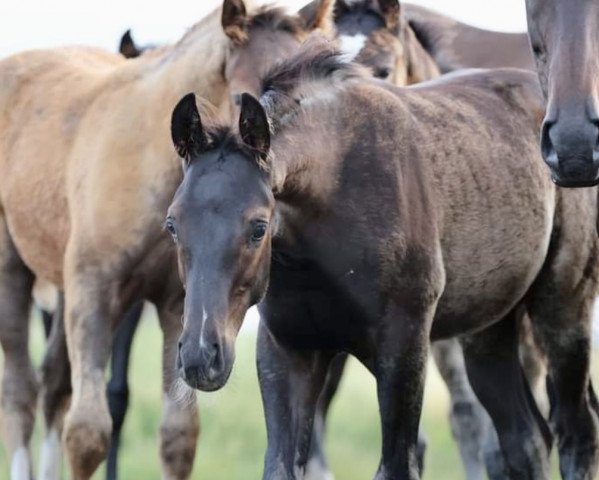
[{"xmin": 63, "ymin": 408, "xmax": 111, "ymax": 479}]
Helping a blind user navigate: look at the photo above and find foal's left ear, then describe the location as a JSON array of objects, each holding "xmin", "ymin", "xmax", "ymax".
[
  {"xmin": 377, "ymin": 0, "xmax": 401, "ymax": 33},
  {"xmin": 239, "ymin": 93, "xmax": 270, "ymax": 160},
  {"xmin": 171, "ymin": 93, "xmax": 208, "ymax": 161}
]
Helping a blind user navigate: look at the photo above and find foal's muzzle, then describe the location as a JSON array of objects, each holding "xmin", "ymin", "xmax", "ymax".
[{"xmin": 176, "ymin": 333, "xmax": 232, "ymax": 392}]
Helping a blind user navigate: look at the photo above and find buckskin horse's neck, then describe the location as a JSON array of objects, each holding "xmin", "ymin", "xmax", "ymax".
[{"xmin": 132, "ymin": 7, "xmax": 230, "ymax": 119}]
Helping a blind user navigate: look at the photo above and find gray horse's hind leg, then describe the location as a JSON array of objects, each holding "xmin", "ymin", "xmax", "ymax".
[
  {"xmin": 0, "ymin": 216, "xmax": 36, "ymax": 480},
  {"xmin": 432, "ymin": 338, "xmax": 492, "ymax": 480},
  {"xmin": 461, "ymin": 309, "xmax": 552, "ymax": 480},
  {"xmin": 305, "ymin": 353, "xmax": 347, "ymax": 480}
]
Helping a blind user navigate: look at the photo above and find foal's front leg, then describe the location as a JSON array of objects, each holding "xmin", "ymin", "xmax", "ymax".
[
  {"xmin": 372, "ymin": 305, "xmax": 432, "ymax": 480},
  {"xmin": 257, "ymin": 324, "xmax": 333, "ymax": 480}
]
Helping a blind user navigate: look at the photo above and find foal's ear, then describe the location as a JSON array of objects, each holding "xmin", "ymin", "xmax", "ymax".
[
  {"xmin": 171, "ymin": 93, "xmax": 207, "ymax": 161},
  {"xmin": 119, "ymin": 29, "xmax": 141, "ymax": 59},
  {"xmin": 377, "ymin": 0, "xmax": 401, "ymax": 33},
  {"xmin": 239, "ymin": 93, "xmax": 270, "ymax": 160},
  {"xmin": 299, "ymin": 0, "xmax": 336, "ymax": 34},
  {"xmin": 222, "ymin": 0, "xmax": 248, "ymax": 45}
]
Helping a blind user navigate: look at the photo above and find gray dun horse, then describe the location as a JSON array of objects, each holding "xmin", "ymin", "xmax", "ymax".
[{"xmin": 168, "ymin": 42, "xmax": 599, "ymax": 479}]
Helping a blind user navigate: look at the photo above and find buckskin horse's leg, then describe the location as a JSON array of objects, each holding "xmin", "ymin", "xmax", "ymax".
[
  {"xmin": 461, "ymin": 310, "xmax": 552, "ymax": 480},
  {"xmin": 0, "ymin": 217, "xmax": 36, "ymax": 480},
  {"xmin": 39, "ymin": 292, "xmax": 70, "ymax": 480},
  {"xmin": 62, "ymin": 260, "xmax": 125, "ymax": 480},
  {"xmin": 156, "ymin": 294, "xmax": 199, "ymax": 480},
  {"xmin": 106, "ymin": 301, "xmax": 143, "ymax": 480},
  {"xmin": 372, "ymin": 304, "xmax": 432, "ymax": 480},
  {"xmin": 431, "ymin": 338, "xmax": 493, "ymax": 480},
  {"xmin": 257, "ymin": 323, "xmax": 333, "ymax": 480}
]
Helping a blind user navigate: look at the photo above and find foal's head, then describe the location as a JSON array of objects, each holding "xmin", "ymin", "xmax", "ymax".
[
  {"xmin": 526, "ymin": 0, "xmax": 599, "ymax": 186},
  {"xmin": 330, "ymin": 0, "xmax": 437, "ymax": 84},
  {"xmin": 168, "ymin": 93, "xmax": 273, "ymax": 391},
  {"xmin": 222, "ymin": 0, "xmax": 334, "ymax": 108}
]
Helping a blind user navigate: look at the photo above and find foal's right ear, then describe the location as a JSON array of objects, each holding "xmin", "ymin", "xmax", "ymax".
[
  {"xmin": 171, "ymin": 93, "xmax": 207, "ymax": 161},
  {"xmin": 239, "ymin": 93, "xmax": 270, "ymax": 160}
]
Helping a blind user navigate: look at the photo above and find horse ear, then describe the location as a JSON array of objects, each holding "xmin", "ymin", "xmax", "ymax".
[
  {"xmin": 222, "ymin": 0, "xmax": 248, "ymax": 45},
  {"xmin": 377, "ymin": 0, "xmax": 401, "ymax": 33},
  {"xmin": 239, "ymin": 93, "xmax": 270, "ymax": 160},
  {"xmin": 119, "ymin": 29, "xmax": 141, "ymax": 59},
  {"xmin": 404, "ymin": 27, "xmax": 440, "ymax": 83},
  {"xmin": 299, "ymin": 0, "xmax": 335, "ymax": 34},
  {"xmin": 171, "ymin": 93, "xmax": 207, "ymax": 161}
]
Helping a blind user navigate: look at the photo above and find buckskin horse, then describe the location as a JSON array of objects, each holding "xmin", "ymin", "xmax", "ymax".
[
  {"xmin": 0, "ymin": 1, "xmax": 335, "ymax": 478},
  {"xmin": 526, "ymin": 0, "xmax": 599, "ymax": 187},
  {"xmin": 168, "ymin": 43, "xmax": 599, "ymax": 479}
]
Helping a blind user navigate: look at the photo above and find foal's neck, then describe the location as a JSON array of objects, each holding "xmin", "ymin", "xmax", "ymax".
[{"xmin": 271, "ymin": 121, "xmax": 341, "ymax": 212}]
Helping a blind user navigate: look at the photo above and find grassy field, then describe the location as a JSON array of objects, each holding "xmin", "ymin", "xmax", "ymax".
[{"xmin": 1, "ymin": 307, "xmax": 597, "ymax": 479}]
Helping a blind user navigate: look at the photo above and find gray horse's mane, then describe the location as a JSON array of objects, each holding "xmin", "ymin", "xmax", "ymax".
[{"xmin": 261, "ymin": 39, "xmax": 366, "ymax": 98}]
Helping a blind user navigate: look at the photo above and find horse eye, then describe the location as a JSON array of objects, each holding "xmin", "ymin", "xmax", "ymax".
[
  {"xmin": 250, "ymin": 222, "xmax": 268, "ymax": 243},
  {"xmin": 375, "ymin": 67, "xmax": 391, "ymax": 79},
  {"xmin": 165, "ymin": 218, "xmax": 177, "ymax": 239}
]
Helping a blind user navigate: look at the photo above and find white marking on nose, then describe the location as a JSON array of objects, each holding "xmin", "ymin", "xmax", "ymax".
[
  {"xmin": 339, "ymin": 34, "xmax": 367, "ymax": 61},
  {"xmin": 199, "ymin": 306, "xmax": 208, "ymax": 350},
  {"xmin": 11, "ymin": 447, "xmax": 30, "ymax": 480},
  {"xmin": 39, "ymin": 428, "xmax": 61, "ymax": 480}
]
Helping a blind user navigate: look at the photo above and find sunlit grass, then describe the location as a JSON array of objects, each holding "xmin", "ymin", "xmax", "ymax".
[{"xmin": 0, "ymin": 307, "xmax": 597, "ymax": 479}]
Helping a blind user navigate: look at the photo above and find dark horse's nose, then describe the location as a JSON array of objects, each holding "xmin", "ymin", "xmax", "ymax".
[
  {"xmin": 541, "ymin": 115, "xmax": 599, "ymax": 187},
  {"xmin": 177, "ymin": 336, "xmax": 226, "ymax": 391}
]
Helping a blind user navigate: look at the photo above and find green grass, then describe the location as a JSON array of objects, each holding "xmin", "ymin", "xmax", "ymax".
[{"xmin": 1, "ymin": 308, "xmax": 597, "ymax": 479}]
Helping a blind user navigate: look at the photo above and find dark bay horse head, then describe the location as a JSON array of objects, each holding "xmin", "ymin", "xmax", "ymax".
[
  {"xmin": 168, "ymin": 93, "xmax": 273, "ymax": 391},
  {"xmin": 222, "ymin": 0, "xmax": 334, "ymax": 108},
  {"xmin": 311, "ymin": 0, "xmax": 438, "ymax": 84},
  {"xmin": 526, "ymin": 0, "xmax": 599, "ymax": 187}
]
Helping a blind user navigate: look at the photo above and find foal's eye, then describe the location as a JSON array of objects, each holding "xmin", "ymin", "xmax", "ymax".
[
  {"xmin": 250, "ymin": 221, "xmax": 268, "ymax": 243},
  {"xmin": 165, "ymin": 217, "xmax": 177, "ymax": 239},
  {"xmin": 375, "ymin": 67, "xmax": 391, "ymax": 79}
]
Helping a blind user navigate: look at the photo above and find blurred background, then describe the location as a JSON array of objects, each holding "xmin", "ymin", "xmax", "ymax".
[{"xmin": 0, "ymin": 0, "xmax": 597, "ymax": 479}]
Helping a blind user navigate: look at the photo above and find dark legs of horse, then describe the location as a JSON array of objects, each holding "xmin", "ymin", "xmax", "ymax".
[
  {"xmin": 41, "ymin": 309, "xmax": 53, "ymax": 338},
  {"xmin": 373, "ymin": 305, "xmax": 431, "ymax": 480},
  {"xmin": 305, "ymin": 353, "xmax": 347, "ymax": 480},
  {"xmin": 526, "ymin": 278, "xmax": 599, "ymax": 478},
  {"xmin": 431, "ymin": 339, "xmax": 494, "ymax": 480},
  {"xmin": 0, "ymin": 217, "xmax": 36, "ymax": 479},
  {"xmin": 461, "ymin": 310, "xmax": 552, "ymax": 480},
  {"xmin": 258, "ymin": 323, "xmax": 333, "ymax": 480},
  {"xmin": 39, "ymin": 292, "xmax": 70, "ymax": 480},
  {"xmin": 106, "ymin": 301, "xmax": 144, "ymax": 480}
]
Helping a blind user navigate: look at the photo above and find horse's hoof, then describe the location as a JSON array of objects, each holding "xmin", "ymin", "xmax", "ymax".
[{"xmin": 63, "ymin": 407, "xmax": 111, "ymax": 479}]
